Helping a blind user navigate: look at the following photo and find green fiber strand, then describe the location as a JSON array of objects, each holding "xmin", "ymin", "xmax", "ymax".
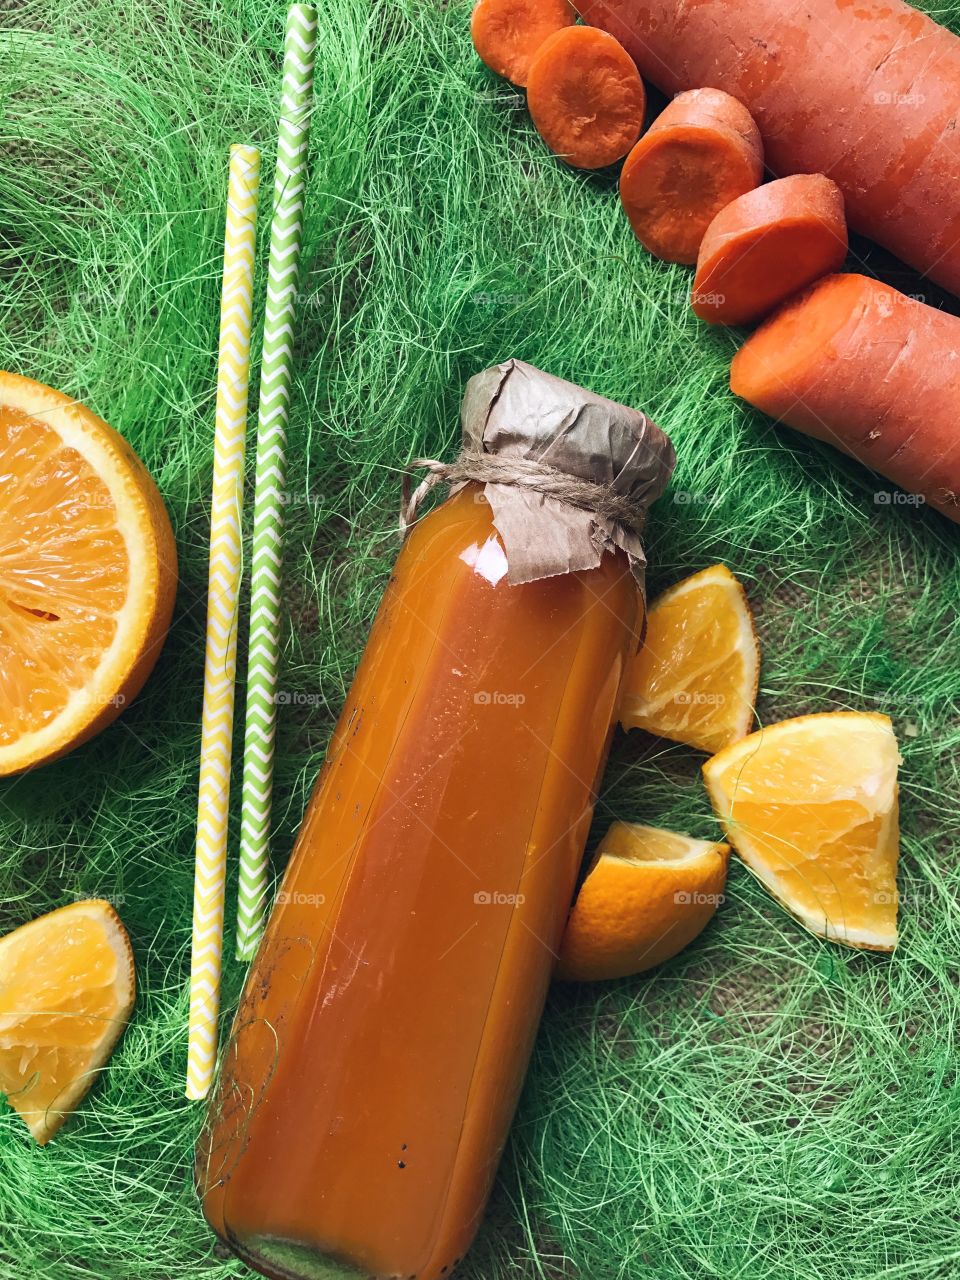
[{"xmin": 0, "ymin": 2, "xmax": 958, "ymax": 1280}]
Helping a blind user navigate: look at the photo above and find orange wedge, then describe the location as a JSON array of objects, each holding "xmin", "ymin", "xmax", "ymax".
[
  {"xmin": 557, "ymin": 822, "xmax": 730, "ymax": 981},
  {"xmin": 0, "ymin": 899, "xmax": 136, "ymax": 1143},
  {"xmin": 703, "ymin": 712, "xmax": 901, "ymax": 951},
  {"xmin": 0, "ymin": 372, "xmax": 177, "ymax": 774},
  {"xmin": 621, "ymin": 564, "xmax": 759, "ymax": 754}
]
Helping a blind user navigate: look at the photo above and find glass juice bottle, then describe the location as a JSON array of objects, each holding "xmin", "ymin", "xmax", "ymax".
[{"xmin": 198, "ymin": 362, "xmax": 675, "ymax": 1280}]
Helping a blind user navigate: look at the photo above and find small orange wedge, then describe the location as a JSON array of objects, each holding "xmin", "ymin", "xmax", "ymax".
[
  {"xmin": 0, "ymin": 899, "xmax": 136, "ymax": 1143},
  {"xmin": 557, "ymin": 822, "xmax": 730, "ymax": 981},
  {"xmin": 703, "ymin": 712, "xmax": 901, "ymax": 951},
  {"xmin": 0, "ymin": 373, "xmax": 177, "ymax": 774},
  {"xmin": 621, "ymin": 564, "xmax": 759, "ymax": 754}
]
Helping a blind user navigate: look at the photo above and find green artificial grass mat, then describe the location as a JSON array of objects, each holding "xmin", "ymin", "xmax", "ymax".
[{"xmin": 2, "ymin": 0, "xmax": 960, "ymax": 1276}]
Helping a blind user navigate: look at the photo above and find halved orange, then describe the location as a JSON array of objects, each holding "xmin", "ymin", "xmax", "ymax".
[
  {"xmin": 621, "ymin": 564, "xmax": 759, "ymax": 754},
  {"xmin": 0, "ymin": 372, "xmax": 177, "ymax": 774},
  {"xmin": 0, "ymin": 899, "xmax": 136, "ymax": 1143},
  {"xmin": 703, "ymin": 712, "xmax": 901, "ymax": 951},
  {"xmin": 557, "ymin": 821, "xmax": 730, "ymax": 981}
]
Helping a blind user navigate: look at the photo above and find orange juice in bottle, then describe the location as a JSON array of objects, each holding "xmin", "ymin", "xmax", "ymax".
[{"xmin": 197, "ymin": 361, "xmax": 675, "ymax": 1280}]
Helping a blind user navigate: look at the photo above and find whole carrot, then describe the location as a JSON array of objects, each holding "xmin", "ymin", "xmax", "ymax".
[
  {"xmin": 692, "ymin": 174, "xmax": 847, "ymax": 325},
  {"xmin": 574, "ymin": 0, "xmax": 960, "ymax": 294},
  {"xmin": 527, "ymin": 25, "xmax": 646, "ymax": 169},
  {"xmin": 471, "ymin": 0, "xmax": 575, "ymax": 87},
  {"xmin": 621, "ymin": 88, "xmax": 763, "ymax": 264},
  {"xmin": 731, "ymin": 273, "xmax": 960, "ymax": 521}
]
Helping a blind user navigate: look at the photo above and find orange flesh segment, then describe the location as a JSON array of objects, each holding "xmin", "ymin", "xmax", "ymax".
[
  {"xmin": 704, "ymin": 713, "xmax": 900, "ymax": 950},
  {"xmin": 621, "ymin": 565, "xmax": 758, "ymax": 754},
  {"xmin": 601, "ymin": 822, "xmax": 712, "ymax": 864},
  {"xmin": 0, "ymin": 405, "xmax": 127, "ymax": 747},
  {"xmin": 731, "ymin": 802, "xmax": 894, "ymax": 931},
  {"xmin": 0, "ymin": 903, "xmax": 134, "ymax": 1143}
]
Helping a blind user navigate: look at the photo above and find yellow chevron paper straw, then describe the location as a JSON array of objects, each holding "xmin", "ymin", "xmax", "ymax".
[{"xmin": 187, "ymin": 144, "xmax": 261, "ymax": 1101}]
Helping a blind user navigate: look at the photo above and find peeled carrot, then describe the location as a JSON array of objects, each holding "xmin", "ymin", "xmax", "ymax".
[
  {"xmin": 471, "ymin": 0, "xmax": 575, "ymax": 87},
  {"xmin": 574, "ymin": 0, "xmax": 960, "ymax": 294},
  {"xmin": 620, "ymin": 88, "xmax": 763, "ymax": 264},
  {"xmin": 731, "ymin": 274, "xmax": 960, "ymax": 522},
  {"xmin": 526, "ymin": 25, "xmax": 646, "ymax": 169},
  {"xmin": 692, "ymin": 174, "xmax": 847, "ymax": 325}
]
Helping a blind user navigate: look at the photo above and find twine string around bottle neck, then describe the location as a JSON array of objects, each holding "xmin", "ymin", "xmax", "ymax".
[{"xmin": 399, "ymin": 449, "xmax": 647, "ymax": 539}]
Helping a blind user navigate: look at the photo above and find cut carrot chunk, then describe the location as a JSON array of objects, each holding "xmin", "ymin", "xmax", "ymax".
[
  {"xmin": 575, "ymin": 0, "xmax": 960, "ymax": 296},
  {"xmin": 471, "ymin": 0, "xmax": 575, "ymax": 87},
  {"xmin": 692, "ymin": 173, "xmax": 847, "ymax": 325},
  {"xmin": 730, "ymin": 273, "xmax": 960, "ymax": 522},
  {"xmin": 620, "ymin": 88, "xmax": 763, "ymax": 264},
  {"xmin": 527, "ymin": 25, "xmax": 646, "ymax": 169}
]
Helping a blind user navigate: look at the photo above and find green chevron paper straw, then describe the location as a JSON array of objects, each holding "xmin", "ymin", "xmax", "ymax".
[{"xmin": 237, "ymin": 3, "xmax": 317, "ymax": 960}]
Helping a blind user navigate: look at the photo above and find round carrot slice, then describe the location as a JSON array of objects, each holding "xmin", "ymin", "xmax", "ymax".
[
  {"xmin": 620, "ymin": 88, "xmax": 763, "ymax": 264},
  {"xmin": 470, "ymin": 0, "xmax": 575, "ymax": 88},
  {"xmin": 692, "ymin": 173, "xmax": 848, "ymax": 326},
  {"xmin": 526, "ymin": 25, "xmax": 646, "ymax": 170}
]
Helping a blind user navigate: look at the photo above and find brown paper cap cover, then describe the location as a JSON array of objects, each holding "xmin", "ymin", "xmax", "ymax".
[{"xmin": 460, "ymin": 359, "xmax": 676, "ymax": 589}]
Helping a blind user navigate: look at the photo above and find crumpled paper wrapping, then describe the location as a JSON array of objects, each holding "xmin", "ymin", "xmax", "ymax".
[{"xmin": 458, "ymin": 359, "xmax": 676, "ymax": 591}]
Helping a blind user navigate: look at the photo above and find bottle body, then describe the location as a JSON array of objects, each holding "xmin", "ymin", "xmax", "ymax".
[{"xmin": 198, "ymin": 485, "xmax": 643, "ymax": 1280}]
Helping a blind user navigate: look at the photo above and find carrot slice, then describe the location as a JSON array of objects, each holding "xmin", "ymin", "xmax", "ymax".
[
  {"xmin": 619, "ymin": 88, "xmax": 763, "ymax": 264},
  {"xmin": 471, "ymin": 0, "xmax": 575, "ymax": 88},
  {"xmin": 730, "ymin": 273, "xmax": 960, "ymax": 523},
  {"xmin": 576, "ymin": 0, "xmax": 960, "ymax": 297},
  {"xmin": 692, "ymin": 174, "xmax": 847, "ymax": 326},
  {"xmin": 526, "ymin": 25, "xmax": 646, "ymax": 169}
]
